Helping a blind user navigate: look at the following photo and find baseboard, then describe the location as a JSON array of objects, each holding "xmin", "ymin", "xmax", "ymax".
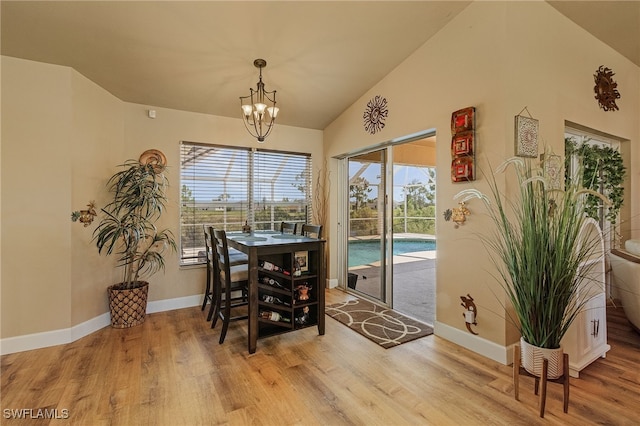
[
  {"xmin": 434, "ymin": 320, "xmax": 512, "ymax": 365},
  {"xmin": 0, "ymin": 294, "xmax": 203, "ymax": 356},
  {"xmin": 147, "ymin": 294, "xmax": 202, "ymax": 314},
  {"xmin": 71, "ymin": 312, "xmax": 111, "ymax": 342}
]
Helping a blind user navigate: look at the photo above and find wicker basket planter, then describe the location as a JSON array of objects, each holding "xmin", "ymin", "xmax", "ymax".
[
  {"xmin": 520, "ymin": 337, "xmax": 564, "ymax": 379},
  {"xmin": 108, "ymin": 281, "xmax": 149, "ymax": 328}
]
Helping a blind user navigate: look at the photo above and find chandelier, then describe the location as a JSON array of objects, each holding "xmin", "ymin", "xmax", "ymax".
[{"xmin": 240, "ymin": 58, "xmax": 279, "ymax": 143}]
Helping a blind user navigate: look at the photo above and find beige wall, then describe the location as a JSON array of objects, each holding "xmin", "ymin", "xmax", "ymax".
[
  {"xmin": 2, "ymin": 56, "xmax": 125, "ymax": 336},
  {"xmin": 1, "ymin": 1, "xmax": 637, "ymax": 357},
  {"xmin": 324, "ymin": 1, "xmax": 639, "ymax": 348},
  {"xmin": 1, "ymin": 56, "xmax": 323, "ymax": 340},
  {"xmin": 121, "ymin": 103, "xmax": 323, "ymax": 303},
  {"xmin": 70, "ymin": 67, "xmax": 125, "ymax": 326},
  {"xmin": 2, "ymin": 57, "xmax": 75, "ymax": 335}
]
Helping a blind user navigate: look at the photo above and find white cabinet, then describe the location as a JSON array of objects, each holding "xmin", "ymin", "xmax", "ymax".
[{"xmin": 562, "ymin": 218, "xmax": 610, "ymax": 378}]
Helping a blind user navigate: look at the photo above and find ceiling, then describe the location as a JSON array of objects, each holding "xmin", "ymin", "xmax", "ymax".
[{"xmin": 2, "ymin": 1, "xmax": 638, "ymax": 131}]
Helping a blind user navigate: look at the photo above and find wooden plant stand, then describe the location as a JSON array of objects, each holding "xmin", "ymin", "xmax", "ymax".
[{"xmin": 513, "ymin": 344, "xmax": 570, "ymax": 418}]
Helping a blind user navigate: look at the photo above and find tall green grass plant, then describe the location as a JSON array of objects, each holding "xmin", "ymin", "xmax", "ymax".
[{"xmin": 456, "ymin": 156, "xmax": 608, "ymax": 349}]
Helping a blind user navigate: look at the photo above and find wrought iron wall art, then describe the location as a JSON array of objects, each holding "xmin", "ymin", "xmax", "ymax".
[
  {"xmin": 450, "ymin": 107, "xmax": 476, "ymax": 182},
  {"xmin": 594, "ymin": 65, "xmax": 620, "ymax": 111},
  {"xmin": 514, "ymin": 107, "xmax": 539, "ymax": 158},
  {"xmin": 363, "ymin": 95, "xmax": 388, "ymax": 134}
]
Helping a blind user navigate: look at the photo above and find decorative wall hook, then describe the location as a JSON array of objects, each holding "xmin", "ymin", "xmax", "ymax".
[
  {"xmin": 460, "ymin": 294, "xmax": 478, "ymax": 335},
  {"xmin": 71, "ymin": 201, "xmax": 97, "ymax": 227},
  {"xmin": 444, "ymin": 202, "xmax": 470, "ymax": 228}
]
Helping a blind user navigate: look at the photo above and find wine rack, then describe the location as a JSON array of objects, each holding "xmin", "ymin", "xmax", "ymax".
[
  {"xmin": 225, "ymin": 233, "xmax": 325, "ymax": 353},
  {"xmin": 257, "ymin": 249, "xmax": 322, "ymax": 339}
]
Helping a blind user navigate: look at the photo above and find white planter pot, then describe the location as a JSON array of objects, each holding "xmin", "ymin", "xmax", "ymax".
[{"xmin": 520, "ymin": 337, "xmax": 564, "ymax": 379}]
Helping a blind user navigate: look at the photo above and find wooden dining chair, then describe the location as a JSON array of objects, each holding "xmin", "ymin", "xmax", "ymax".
[
  {"xmin": 210, "ymin": 228, "xmax": 249, "ymax": 343},
  {"xmin": 280, "ymin": 221, "xmax": 297, "ymax": 234},
  {"xmin": 299, "ymin": 224, "xmax": 322, "ymax": 238},
  {"xmin": 201, "ymin": 225, "xmax": 215, "ymax": 313},
  {"xmin": 203, "ymin": 225, "xmax": 249, "ymax": 321}
]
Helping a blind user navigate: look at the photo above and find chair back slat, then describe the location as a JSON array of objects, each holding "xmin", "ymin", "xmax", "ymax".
[
  {"xmin": 211, "ymin": 227, "xmax": 249, "ymax": 343},
  {"xmin": 300, "ymin": 224, "xmax": 322, "ymax": 238},
  {"xmin": 204, "ymin": 225, "xmax": 213, "ymax": 266},
  {"xmin": 200, "ymin": 225, "xmax": 214, "ymax": 313},
  {"xmin": 212, "ymin": 228, "xmax": 230, "ymax": 284},
  {"xmin": 280, "ymin": 221, "xmax": 297, "ymax": 234}
]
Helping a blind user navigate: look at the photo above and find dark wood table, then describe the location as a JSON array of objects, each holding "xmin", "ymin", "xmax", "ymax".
[{"xmin": 226, "ymin": 231, "xmax": 326, "ymax": 353}]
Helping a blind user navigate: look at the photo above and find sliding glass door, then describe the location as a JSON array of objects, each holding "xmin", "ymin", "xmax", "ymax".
[
  {"xmin": 347, "ymin": 149, "xmax": 388, "ymax": 302},
  {"xmin": 339, "ymin": 132, "xmax": 437, "ymax": 324}
]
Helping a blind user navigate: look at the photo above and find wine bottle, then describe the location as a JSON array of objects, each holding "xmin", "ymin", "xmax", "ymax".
[
  {"xmin": 260, "ymin": 310, "xmax": 291, "ymax": 323},
  {"xmin": 259, "ymin": 260, "xmax": 291, "ymax": 275},
  {"xmin": 261, "ymin": 276, "xmax": 286, "ymax": 289},
  {"xmin": 262, "ymin": 294, "xmax": 290, "ymax": 306}
]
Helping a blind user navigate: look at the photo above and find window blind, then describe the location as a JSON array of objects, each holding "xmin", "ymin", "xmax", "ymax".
[{"xmin": 180, "ymin": 142, "xmax": 312, "ymax": 264}]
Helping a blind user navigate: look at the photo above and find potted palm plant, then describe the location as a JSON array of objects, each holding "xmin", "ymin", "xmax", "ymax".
[
  {"xmin": 93, "ymin": 153, "xmax": 176, "ymax": 328},
  {"xmin": 455, "ymin": 154, "xmax": 609, "ymax": 378}
]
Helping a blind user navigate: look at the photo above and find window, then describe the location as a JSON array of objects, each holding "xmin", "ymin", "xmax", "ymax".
[
  {"xmin": 180, "ymin": 141, "xmax": 312, "ymax": 264},
  {"xmin": 565, "ymin": 126, "xmax": 624, "ymax": 253}
]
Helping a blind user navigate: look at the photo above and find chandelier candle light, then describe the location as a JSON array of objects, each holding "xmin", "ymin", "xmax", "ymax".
[{"xmin": 240, "ymin": 58, "xmax": 279, "ymax": 143}]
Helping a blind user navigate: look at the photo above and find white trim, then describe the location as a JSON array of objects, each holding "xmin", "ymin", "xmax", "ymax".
[
  {"xmin": 1, "ymin": 328, "xmax": 73, "ymax": 356},
  {"xmin": 434, "ymin": 320, "xmax": 512, "ymax": 365},
  {"xmin": 0, "ymin": 294, "xmax": 203, "ymax": 355},
  {"xmin": 71, "ymin": 312, "xmax": 111, "ymax": 342},
  {"xmin": 147, "ymin": 294, "xmax": 202, "ymax": 313}
]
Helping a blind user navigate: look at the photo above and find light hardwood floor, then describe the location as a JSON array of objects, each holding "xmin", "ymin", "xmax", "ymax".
[{"xmin": 2, "ymin": 289, "xmax": 639, "ymax": 425}]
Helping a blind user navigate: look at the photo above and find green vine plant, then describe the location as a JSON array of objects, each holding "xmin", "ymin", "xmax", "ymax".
[{"xmin": 565, "ymin": 137, "xmax": 625, "ymax": 245}]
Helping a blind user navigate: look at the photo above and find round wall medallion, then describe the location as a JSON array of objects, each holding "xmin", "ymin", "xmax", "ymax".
[
  {"xmin": 363, "ymin": 95, "xmax": 388, "ymax": 134},
  {"xmin": 593, "ymin": 65, "xmax": 620, "ymax": 111},
  {"xmin": 139, "ymin": 149, "xmax": 167, "ymax": 172}
]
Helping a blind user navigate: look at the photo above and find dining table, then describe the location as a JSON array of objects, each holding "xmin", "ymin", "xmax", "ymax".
[{"xmin": 225, "ymin": 230, "xmax": 326, "ymax": 354}]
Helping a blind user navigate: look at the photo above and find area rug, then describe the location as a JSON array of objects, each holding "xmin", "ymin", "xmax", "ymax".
[{"xmin": 325, "ymin": 298, "xmax": 433, "ymax": 348}]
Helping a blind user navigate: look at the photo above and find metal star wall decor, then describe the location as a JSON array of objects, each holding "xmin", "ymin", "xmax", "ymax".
[
  {"xmin": 363, "ymin": 95, "xmax": 388, "ymax": 134},
  {"xmin": 594, "ymin": 66, "xmax": 620, "ymax": 111}
]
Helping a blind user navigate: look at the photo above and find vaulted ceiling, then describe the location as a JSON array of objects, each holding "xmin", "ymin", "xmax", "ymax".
[{"xmin": 2, "ymin": 1, "xmax": 638, "ymax": 130}]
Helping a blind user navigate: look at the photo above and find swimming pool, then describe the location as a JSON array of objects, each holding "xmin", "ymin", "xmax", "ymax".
[{"xmin": 348, "ymin": 239, "xmax": 436, "ymax": 267}]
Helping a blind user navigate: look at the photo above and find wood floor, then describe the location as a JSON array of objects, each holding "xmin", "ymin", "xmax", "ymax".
[{"xmin": 2, "ymin": 289, "xmax": 639, "ymax": 425}]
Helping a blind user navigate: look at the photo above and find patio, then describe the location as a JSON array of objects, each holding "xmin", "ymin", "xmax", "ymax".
[{"xmin": 348, "ymin": 250, "xmax": 436, "ymax": 325}]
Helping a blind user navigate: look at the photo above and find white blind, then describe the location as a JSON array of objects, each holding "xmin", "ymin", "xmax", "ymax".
[{"xmin": 180, "ymin": 141, "xmax": 312, "ymax": 264}]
